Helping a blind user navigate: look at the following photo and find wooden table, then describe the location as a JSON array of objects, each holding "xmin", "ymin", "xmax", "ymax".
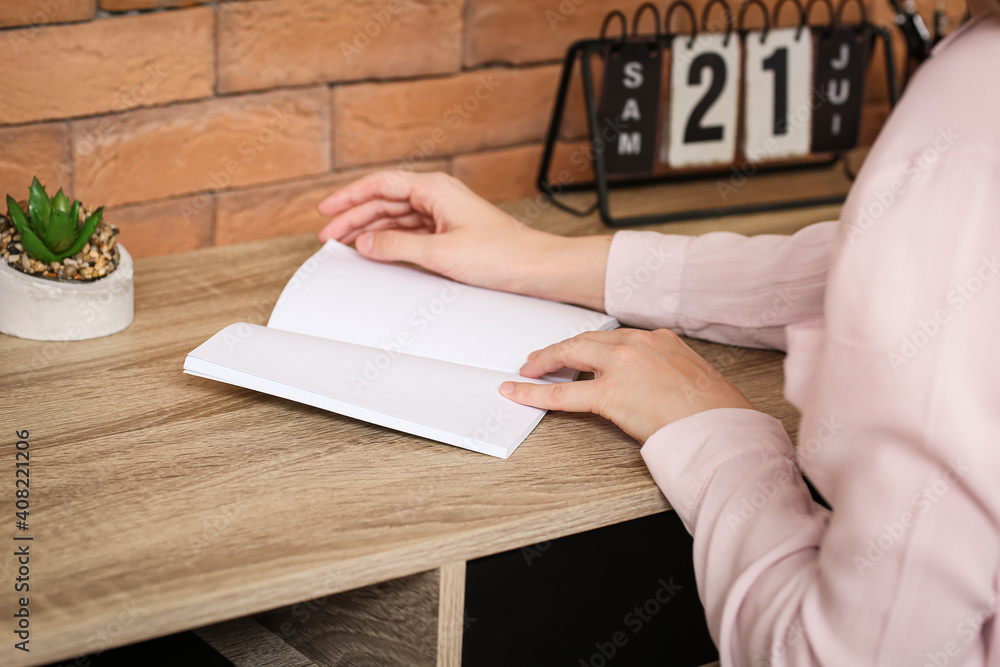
[{"xmin": 0, "ymin": 173, "xmax": 842, "ymax": 667}]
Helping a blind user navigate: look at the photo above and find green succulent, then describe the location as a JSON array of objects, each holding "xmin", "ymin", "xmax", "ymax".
[{"xmin": 5, "ymin": 177, "xmax": 104, "ymax": 265}]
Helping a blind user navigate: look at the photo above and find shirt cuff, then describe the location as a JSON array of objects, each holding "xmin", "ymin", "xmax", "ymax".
[
  {"xmin": 641, "ymin": 408, "xmax": 797, "ymax": 531},
  {"xmin": 603, "ymin": 231, "xmax": 692, "ymax": 330}
]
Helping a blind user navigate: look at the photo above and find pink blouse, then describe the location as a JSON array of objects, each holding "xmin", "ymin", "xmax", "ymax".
[{"xmin": 604, "ymin": 15, "xmax": 1000, "ymax": 666}]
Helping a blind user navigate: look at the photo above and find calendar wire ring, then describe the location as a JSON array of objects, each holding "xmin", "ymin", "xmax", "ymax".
[
  {"xmin": 599, "ymin": 10, "xmax": 628, "ymax": 49},
  {"xmin": 738, "ymin": 0, "xmax": 772, "ymax": 43},
  {"xmin": 836, "ymin": 0, "xmax": 868, "ymax": 30},
  {"xmin": 804, "ymin": 0, "xmax": 837, "ymax": 37},
  {"xmin": 772, "ymin": 0, "xmax": 808, "ymax": 40},
  {"xmin": 665, "ymin": 1, "xmax": 699, "ymax": 47},
  {"xmin": 631, "ymin": 2, "xmax": 663, "ymax": 50},
  {"xmin": 700, "ymin": 0, "xmax": 735, "ymax": 45}
]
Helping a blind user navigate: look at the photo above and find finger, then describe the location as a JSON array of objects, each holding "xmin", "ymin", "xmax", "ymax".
[
  {"xmin": 499, "ymin": 378, "xmax": 599, "ymax": 413},
  {"xmin": 319, "ymin": 199, "xmax": 424, "ymax": 242},
  {"xmin": 518, "ymin": 333, "xmax": 616, "ymax": 379},
  {"xmin": 341, "ymin": 218, "xmax": 411, "ymax": 246},
  {"xmin": 332, "ymin": 202, "xmax": 434, "ymax": 245},
  {"xmin": 338, "ymin": 212, "xmax": 430, "ymax": 245},
  {"xmin": 316, "ymin": 171, "xmax": 415, "ymax": 217},
  {"xmin": 356, "ymin": 228, "xmax": 437, "ymax": 265},
  {"xmin": 317, "ymin": 170, "xmax": 454, "ymax": 219}
]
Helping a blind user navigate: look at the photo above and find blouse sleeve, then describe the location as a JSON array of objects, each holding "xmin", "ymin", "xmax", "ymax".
[{"xmin": 603, "ymin": 222, "xmax": 836, "ymax": 350}]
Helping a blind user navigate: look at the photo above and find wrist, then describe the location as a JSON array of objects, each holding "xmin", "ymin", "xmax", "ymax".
[{"xmin": 514, "ymin": 232, "xmax": 612, "ymax": 311}]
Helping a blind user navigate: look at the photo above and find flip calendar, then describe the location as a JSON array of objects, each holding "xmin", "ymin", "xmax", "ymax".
[{"xmin": 538, "ymin": 0, "xmax": 896, "ymax": 227}]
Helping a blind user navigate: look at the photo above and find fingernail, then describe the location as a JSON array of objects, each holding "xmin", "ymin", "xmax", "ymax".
[
  {"xmin": 527, "ymin": 350, "xmax": 539, "ymax": 359},
  {"xmin": 357, "ymin": 232, "xmax": 373, "ymax": 253},
  {"xmin": 500, "ymin": 382, "xmax": 514, "ymax": 395}
]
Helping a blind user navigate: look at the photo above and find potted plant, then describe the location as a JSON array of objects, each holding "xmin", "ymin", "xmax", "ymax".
[{"xmin": 0, "ymin": 177, "xmax": 133, "ymax": 341}]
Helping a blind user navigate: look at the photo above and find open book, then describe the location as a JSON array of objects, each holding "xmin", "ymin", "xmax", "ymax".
[{"xmin": 184, "ymin": 241, "xmax": 618, "ymax": 458}]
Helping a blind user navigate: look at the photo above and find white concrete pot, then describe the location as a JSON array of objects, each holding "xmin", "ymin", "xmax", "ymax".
[{"xmin": 0, "ymin": 246, "xmax": 134, "ymax": 341}]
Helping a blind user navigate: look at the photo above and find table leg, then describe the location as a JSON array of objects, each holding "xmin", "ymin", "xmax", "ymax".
[{"xmin": 436, "ymin": 561, "xmax": 467, "ymax": 667}]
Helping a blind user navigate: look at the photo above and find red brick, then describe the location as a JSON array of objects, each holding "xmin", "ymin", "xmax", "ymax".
[
  {"xmin": 217, "ymin": 0, "xmax": 462, "ymax": 94},
  {"xmin": 450, "ymin": 141, "xmax": 595, "ymax": 208},
  {"xmin": 559, "ymin": 56, "xmax": 605, "ymax": 141},
  {"xmin": 0, "ymin": 0, "xmax": 94, "ymax": 28},
  {"xmin": 0, "ymin": 122, "xmax": 71, "ymax": 204},
  {"xmin": 496, "ymin": 140, "xmax": 595, "ymax": 226},
  {"xmin": 100, "ymin": 0, "xmax": 209, "ymax": 9},
  {"xmin": 464, "ymin": 0, "xmax": 652, "ymax": 66},
  {"xmin": 0, "ymin": 9, "xmax": 214, "ymax": 125},
  {"xmin": 549, "ymin": 139, "xmax": 595, "ymax": 184},
  {"xmin": 332, "ymin": 65, "xmax": 561, "ymax": 167},
  {"xmin": 71, "ymin": 88, "xmax": 330, "ymax": 208},
  {"xmin": 215, "ymin": 159, "xmax": 450, "ymax": 245},
  {"xmin": 452, "ymin": 144, "xmax": 544, "ymax": 204},
  {"xmin": 107, "ymin": 196, "xmax": 214, "ymax": 259}
]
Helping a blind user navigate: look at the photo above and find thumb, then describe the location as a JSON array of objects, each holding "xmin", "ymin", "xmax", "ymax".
[{"xmin": 357, "ymin": 229, "xmax": 432, "ymax": 266}]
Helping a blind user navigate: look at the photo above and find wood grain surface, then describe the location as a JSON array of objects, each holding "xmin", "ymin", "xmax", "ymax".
[
  {"xmin": 255, "ymin": 569, "xmax": 439, "ymax": 666},
  {"xmin": 196, "ymin": 617, "xmax": 320, "ymax": 667},
  {"xmin": 0, "ymin": 181, "xmax": 828, "ymax": 666}
]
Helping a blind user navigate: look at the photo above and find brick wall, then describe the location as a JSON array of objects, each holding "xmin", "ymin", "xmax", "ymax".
[{"xmin": 0, "ymin": 0, "xmax": 964, "ymax": 258}]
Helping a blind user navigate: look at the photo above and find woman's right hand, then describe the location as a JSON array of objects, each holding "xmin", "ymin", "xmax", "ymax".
[{"xmin": 317, "ymin": 170, "xmax": 612, "ymax": 311}]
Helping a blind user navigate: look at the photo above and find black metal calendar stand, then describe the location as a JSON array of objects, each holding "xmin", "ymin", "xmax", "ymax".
[{"xmin": 536, "ymin": 2, "xmax": 899, "ymax": 227}]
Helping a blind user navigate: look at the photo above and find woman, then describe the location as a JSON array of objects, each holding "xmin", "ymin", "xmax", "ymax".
[{"xmin": 317, "ymin": 5, "xmax": 999, "ymax": 664}]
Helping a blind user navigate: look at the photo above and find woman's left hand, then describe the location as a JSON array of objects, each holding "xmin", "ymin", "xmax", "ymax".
[{"xmin": 500, "ymin": 329, "xmax": 756, "ymax": 443}]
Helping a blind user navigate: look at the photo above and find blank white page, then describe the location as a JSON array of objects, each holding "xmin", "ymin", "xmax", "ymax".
[
  {"xmin": 184, "ymin": 324, "xmax": 551, "ymax": 459},
  {"xmin": 267, "ymin": 241, "xmax": 617, "ymax": 376}
]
